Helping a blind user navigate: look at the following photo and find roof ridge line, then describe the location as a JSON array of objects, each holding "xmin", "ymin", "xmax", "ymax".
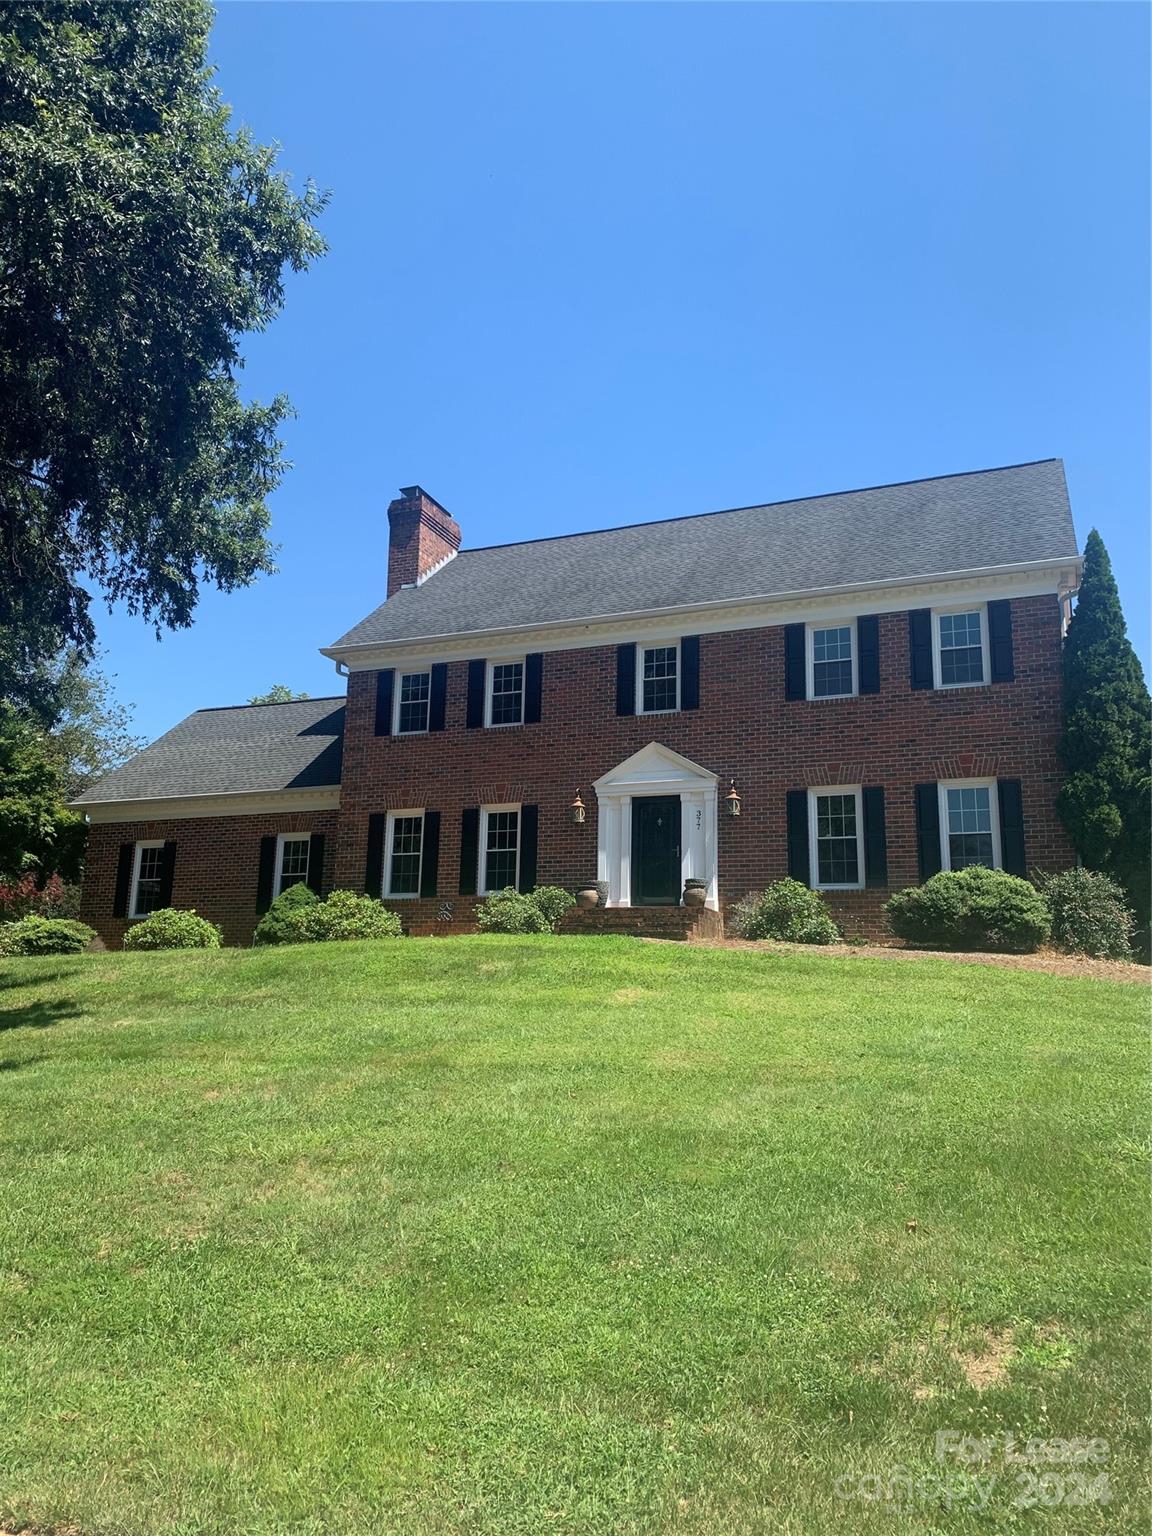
[{"xmin": 193, "ymin": 696, "xmax": 345, "ymax": 714}]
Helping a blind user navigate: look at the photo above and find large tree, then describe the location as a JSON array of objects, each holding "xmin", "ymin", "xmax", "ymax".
[
  {"xmin": 1057, "ymin": 529, "xmax": 1151, "ymax": 947},
  {"xmin": 0, "ymin": 704, "xmax": 85, "ymax": 881},
  {"xmin": 0, "ymin": 1, "xmax": 326, "ymax": 689},
  {"xmin": 28, "ymin": 648, "xmax": 143, "ymax": 797}
]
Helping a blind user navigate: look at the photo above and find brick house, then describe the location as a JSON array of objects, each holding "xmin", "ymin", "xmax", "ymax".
[{"xmin": 75, "ymin": 460, "xmax": 1082, "ymax": 946}]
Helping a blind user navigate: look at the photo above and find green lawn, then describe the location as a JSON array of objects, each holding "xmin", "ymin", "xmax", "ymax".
[{"xmin": 0, "ymin": 938, "xmax": 1146, "ymax": 1535}]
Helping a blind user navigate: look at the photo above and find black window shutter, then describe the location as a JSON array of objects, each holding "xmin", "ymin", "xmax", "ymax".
[
  {"xmin": 909, "ymin": 610, "xmax": 934, "ymax": 690},
  {"xmin": 112, "ymin": 842, "xmax": 134, "ymax": 918},
  {"xmin": 524, "ymin": 653, "xmax": 544, "ymax": 724},
  {"xmin": 429, "ymin": 664, "xmax": 448, "ymax": 731},
  {"xmin": 857, "ymin": 615, "xmax": 881, "ymax": 695},
  {"xmin": 615, "ymin": 643, "xmax": 636, "ymax": 716},
  {"xmin": 784, "ymin": 624, "xmax": 806, "ymax": 701},
  {"xmin": 998, "ymin": 779, "xmax": 1026, "ymax": 876},
  {"xmin": 158, "ymin": 842, "xmax": 177, "ymax": 908},
  {"xmin": 364, "ymin": 814, "xmax": 386, "ymax": 896},
  {"xmin": 374, "ymin": 670, "xmax": 395, "ymax": 736},
  {"xmin": 786, "ymin": 790, "xmax": 810, "ymax": 884},
  {"xmin": 255, "ymin": 836, "xmax": 277, "ymax": 913},
  {"xmin": 518, "ymin": 805, "xmax": 539, "ymax": 893},
  {"xmin": 420, "ymin": 811, "xmax": 441, "ymax": 897},
  {"xmin": 862, "ymin": 787, "xmax": 888, "ymax": 887},
  {"xmin": 307, "ymin": 833, "xmax": 326, "ymax": 896},
  {"xmin": 915, "ymin": 784, "xmax": 942, "ymax": 881},
  {"xmin": 459, "ymin": 808, "xmax": 480, "ymax": 895},
  {"xmin": 988, "ymin": 600, "xmax": 1014, "ymax": 683},
  {"xmin": 466, "ymin": 660, "xmax": 486, "ymax": 728},
  {"xmin": 680, "ymin": 635, "xmax": 700, "ymax": 710}
]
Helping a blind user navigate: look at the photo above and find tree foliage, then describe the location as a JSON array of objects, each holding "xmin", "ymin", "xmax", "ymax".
[
  {"xmin": 0, "ymin": 704, "xmax": 86, "ymax": 881},
  {"xmin": 16, "ymin": 647, "xmax": 142, "ymax": 796},
  {"xmin": 1057, "ymin": 530, "xmax": 1151, "ymax": 946},
  {"xmin": 248, "ymin": 684, "xmax": 310, "ymax": 705},
  {"xmin": 0, "ymin": 0, "xmax": 327, "ymax": 689}
]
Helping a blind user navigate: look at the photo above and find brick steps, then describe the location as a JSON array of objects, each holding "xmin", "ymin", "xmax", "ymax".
[{"xmin": 559, "ymin": 905, "xmax": 724, "ymax": 942}]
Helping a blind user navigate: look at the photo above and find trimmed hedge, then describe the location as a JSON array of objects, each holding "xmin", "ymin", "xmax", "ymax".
[
  {"xmin": 276, "ymin": 890, "xmax": 403, "ymax": 944},
  {"xmin": 476, "ymin": 888, "xmax": 552, "ymax": 935},
  {"xmin": 728, "ymin": 879, "xmax": 840, "ymax": 944},
  {"xmin": 885, "ymin": 867, "xmax": 1050, "ymax": 952},
  {"xmin": 121, "ymin": 909, "xmax": 222, "ymax": 951},
  {"xmin": 0, "ymin": 916, "xmax": 95, "ymax": 956},
  {"xmin": 253, "ymin": 882, "xmax": 320, "ymax": 946},
  {"xmin": 1037, "ymin": 868, "xmax": 1134, "ymax": 959}
]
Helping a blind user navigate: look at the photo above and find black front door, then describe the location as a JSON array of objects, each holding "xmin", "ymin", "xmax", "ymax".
[{"xmin": 630, "ymin": 796, "xmax": 681, "ymax": 906}]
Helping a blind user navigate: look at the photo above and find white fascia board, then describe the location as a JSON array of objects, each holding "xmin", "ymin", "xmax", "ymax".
[
  {"xmin": 72, "ymin": 787, "xmax": 341, "ymax": 824},
  {"xmin": 320, "ymin": 557, "xmax": 1082, "ymax": 673}
]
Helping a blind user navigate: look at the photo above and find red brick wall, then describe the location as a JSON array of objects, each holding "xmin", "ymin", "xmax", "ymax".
[
  {"xmin": 332, "ymin": 594, "xmax": 1075, "ymax": 939},
  {"xmin": 81, "ymin": 810, "xmax": 339, "ymax": 949},
  {"xmin": 79, "ymin": 595, "xmax": 1075, "ymax": 945}
]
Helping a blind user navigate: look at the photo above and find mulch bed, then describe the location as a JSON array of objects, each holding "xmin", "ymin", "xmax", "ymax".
[{"xmin": 707, "ymin": 938, "xmax": 1149, "ymax": 984}]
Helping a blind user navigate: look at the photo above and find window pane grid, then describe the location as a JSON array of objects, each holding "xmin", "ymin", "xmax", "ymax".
[
  {"xmin": 946, "ymin": 787, "xmax": 994, "ymax": 869},
  {"xmin": 812, "ymin": 625, "xmax": 854, "ymax": 698},
  {"xmin": 641, "ymin": 646, "xmax": 678, "ymax": 713},
  {"xmin": 278, "ymin": 837, "xmax": 310, "ymax": 892},
  {"xmin": 484, "ymin": 810, "xmax": 519, "ymax": 891},
  {"xmin": 939, "ymin": 611, "xmax": 984, "ymax": 685},
  {"xmin": 388, "ymin": 816, "xmax": 423, "ymax": 895},
  {"xmin": 134, "ymin": 845, "xmax": 164, "ymax": 914},
  {"xmin": 397, "ymin": 672, "xmax": 430, "ymax": 733},
  {"xmin": 490, "ymin": 663, "xmax": 524, "ymax": 725},
  {"xmin": 815, "ymin": 793, "xmax": 859, "ymax": 886}
]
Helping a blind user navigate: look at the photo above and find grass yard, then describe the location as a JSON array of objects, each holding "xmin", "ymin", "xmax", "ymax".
[{"xmin": 0, "ymin": 937, "xmax": 1146, "ymax": 1535}]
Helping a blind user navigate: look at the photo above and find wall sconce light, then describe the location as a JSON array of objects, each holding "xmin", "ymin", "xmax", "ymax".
[
  {"xmin": 569, "ymin": 790, "xmax": 586, "ymax": 825},
  {"xmin": 725, "ymin": 780, "xmax": 742, "ymax": 818}
]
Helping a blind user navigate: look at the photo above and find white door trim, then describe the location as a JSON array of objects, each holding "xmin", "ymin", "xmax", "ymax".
[{"xmin": 593, "ymin": 743, "xmax": 719, "ymax": 909}]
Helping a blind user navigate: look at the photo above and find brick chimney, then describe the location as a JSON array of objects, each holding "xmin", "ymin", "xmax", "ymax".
[{"xmin": 386, "ymin": 485, "xmax": 462, "ymax": 598}]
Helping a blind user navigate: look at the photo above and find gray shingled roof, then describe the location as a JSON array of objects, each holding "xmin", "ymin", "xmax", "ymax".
[
  {"xmin": 329, "ymin": 460, "xmax": 1078, "ymax": 650},
  {"xmin": 73, "ymin": 697, "xmax": 345, "ymax": 805}
]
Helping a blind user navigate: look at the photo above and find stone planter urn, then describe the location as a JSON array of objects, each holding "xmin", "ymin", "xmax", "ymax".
[
  {"xmin": 682, "ymin": 878, "xmax": 707, "ymax": 909},
  {"xmin": 575, "ymin": 885, "xmax": 600, "ymax": 909}
]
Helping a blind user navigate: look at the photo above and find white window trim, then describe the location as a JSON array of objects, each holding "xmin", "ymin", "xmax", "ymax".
[
  {"xmin": 129, "ymin": 839, "xmax": 166, "ymax": 919},
  {"xmin": 806, "ymin": 620, "xmax": 858, "ymax": 701},
  {"xmin": 383, "ymin": 809, "xmax": 425, "ymax": 899},
  {"xmin": 938, "ymin": 778, "xmax": 1002, "ymax": 872},
  {"xmin": 932, "ymin": 604, "xmax": 989, "ymax": 690},
  {"xmin": 484, "ymin": 658, "xmax": 525, "ymax": 728},
  {"xmin": 393, "ymin": 670, "xmax": 432, "ymax": 736},
  {"xmin": 274, "ymin": 832, "xmax": 311, "ymax": 899},
  {"xmin": 807, "ymin": 785, "xmax": 865, "ymax": 891},
  {"xmin": 636, "ymin": 640, "xmax": 681, "ymax": 716},
  {"xmin": 479, "ymin": 803, "xmax": 521, "ymax": 894}
]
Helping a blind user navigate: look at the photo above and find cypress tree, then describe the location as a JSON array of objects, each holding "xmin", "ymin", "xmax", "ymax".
[{"xmin": 1057, "ymin": 530, "xmax": 1151, "ymax": 950}]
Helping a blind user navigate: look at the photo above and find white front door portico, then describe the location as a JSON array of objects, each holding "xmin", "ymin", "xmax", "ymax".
[{"xmin": 593, "ymin": 743, "xmax": 719, "ymax": 909}]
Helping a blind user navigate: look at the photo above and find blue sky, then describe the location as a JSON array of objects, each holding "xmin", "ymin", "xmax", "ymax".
[{"xmin": 95, "ymin": 2, "xmax": 1150, "ymax": 742}]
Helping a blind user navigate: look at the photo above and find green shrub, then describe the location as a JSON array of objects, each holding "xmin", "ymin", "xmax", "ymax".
[
  {"xmin": 1037, "ymin": 868, "xmax": 1134, "ymax": 959},
  {"xmin": 253, "ymin": 882, "xmax": 320, "ymax": 946},
  {"xmin": 0, "ymin": 916, "xmax": 95, "ymax": 956},
  {"xmin": 121, "ymin": 908, "xmax": 222, "ymax": 951},
  {"xmin": 475, "ymin": 887, "xmax": 552, "ymax": 935},
  {"xmin": 527, "ymin": 885, "xmax": 576, "ymax": 929},
  {"xmin": 284, "ymin": 889, "xmax": 404, "ymax": 944},
  {"xmin": 885, "ymin": 866, "xmax": 1051, "ymax": 952},
  {"xmin": 728, "ymin": 879, "xmax": 840, "ymax": 944}
]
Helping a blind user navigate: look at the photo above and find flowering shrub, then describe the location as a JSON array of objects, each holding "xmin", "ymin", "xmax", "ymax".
[{"xmin": 0, "ymin": 873, "xmax": 81, "ymax": 922}]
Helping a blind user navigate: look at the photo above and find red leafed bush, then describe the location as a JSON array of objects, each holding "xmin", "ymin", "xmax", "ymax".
[{"xmin": 0, "ymin": 872, "xmax": 81, "ymax": 922}]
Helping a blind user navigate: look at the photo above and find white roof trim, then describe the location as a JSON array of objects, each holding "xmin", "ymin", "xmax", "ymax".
[
  {"xmin": 73, "ymin": 786, "xmax": 341, "ymax": 824},
  {"xmin": 594, "ymin": 741, "xmax": 718, "ymax": 794}
]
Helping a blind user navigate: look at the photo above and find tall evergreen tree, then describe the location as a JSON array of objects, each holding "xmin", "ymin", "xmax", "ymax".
[{"xmin": 1057, "ymin": 529, "xmax": 1151, "ymax": 948}]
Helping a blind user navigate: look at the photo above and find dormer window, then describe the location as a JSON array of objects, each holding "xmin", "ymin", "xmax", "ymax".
[{"xmin": 487, "ymin": 661, "xmax": 525, "ymax": 727}]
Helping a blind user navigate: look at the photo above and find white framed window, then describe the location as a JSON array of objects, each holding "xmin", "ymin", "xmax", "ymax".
[
  {"xmin": 637, "ymin": 643, "xmax": 679, "ymax": 714},
  {"xmin": 807, "ymin": 622, "xmax": 857, "ymax": 700},
  {"xmin": 394, "ymin": 670, "xmax": 431, "ymax": 735},
  {"xmin": 486, "ymin": 660, "xmax": 524, "ymax": 727},
  {"xmin": 479, "ymin": 804, "xmax": 520, "ymax": 893},
  {"xmin": 938, "ymin": 779, "xmax": 1001, "ymax": 871},
  {"xmin": 384, "ymin": 810, "xmax": 425, "ymax": 897},
  {"xmin": 274, "ymin": 833, "xmax": 311, "ymax": 897},
  {"xmin": 933, "ymin": 606, "xmax": 989, "ymax": 688},
  {"xmin": 129, "ymin": 841, "xmax": 166, "ymax": 918},
  {"xmin": 807, "ymin": 786, "xmax": 864, "ymax": 890}
]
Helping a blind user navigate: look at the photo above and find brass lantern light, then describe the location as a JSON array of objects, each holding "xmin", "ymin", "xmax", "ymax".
[
  {"xmin": 725, "ymin": 780, "xmax": 742, "ymax": 818},
  {"xmin": 569, "ymin": 790, "xmax": 587, "ymax": 825}
]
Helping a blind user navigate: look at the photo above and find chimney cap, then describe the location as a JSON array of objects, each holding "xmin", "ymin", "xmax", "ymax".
[{"xmin": 397, "ymin": 484, "xmax": 453, "ymax": 517}]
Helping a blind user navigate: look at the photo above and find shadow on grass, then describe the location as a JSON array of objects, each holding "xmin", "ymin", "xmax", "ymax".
[{"xmin": 0, "ymin": 998, "xmax": 83, "ymax": 1032}]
